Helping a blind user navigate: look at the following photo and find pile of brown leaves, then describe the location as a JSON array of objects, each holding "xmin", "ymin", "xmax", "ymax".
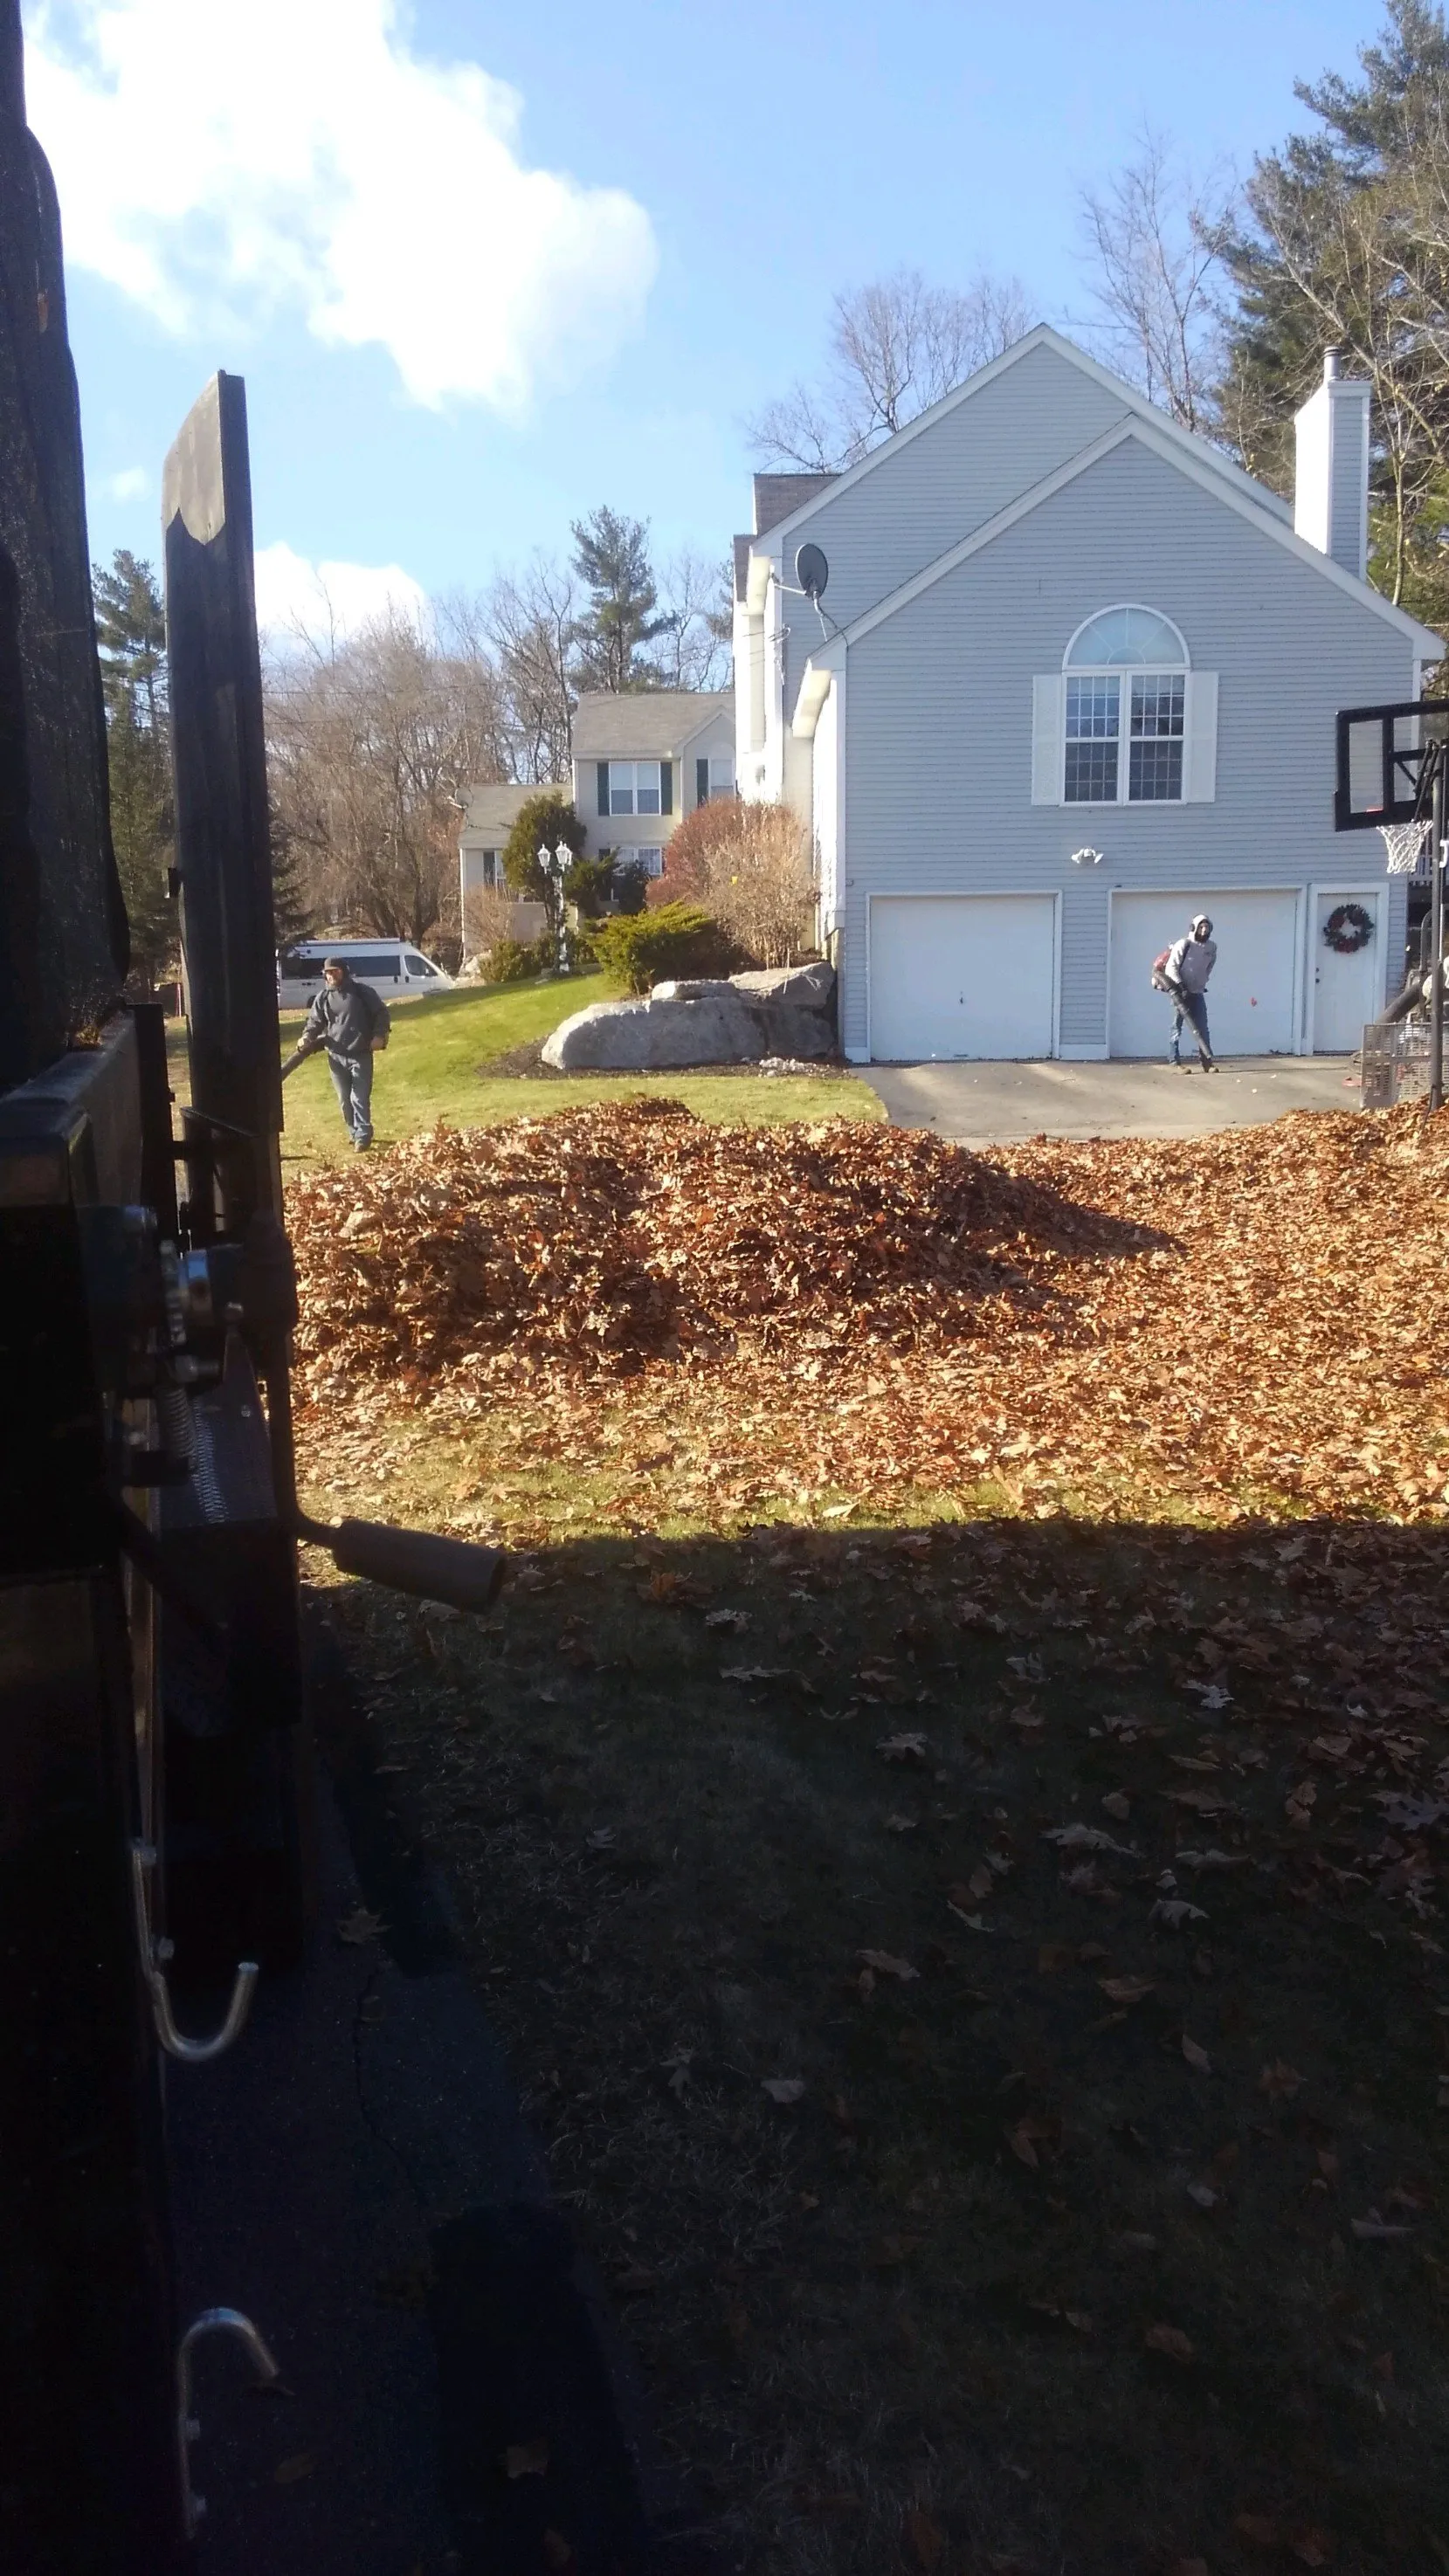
[
  {"xmin": 290, "ymin": 1097, "xmax": 1449, "ymax": 1524},
  {"xmin": 289, "ymin": 1097, "xmax": 1145, "ymax": 1385}
]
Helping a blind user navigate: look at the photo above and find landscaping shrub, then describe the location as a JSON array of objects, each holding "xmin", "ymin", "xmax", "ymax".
[
  {"xmin": 590, "ymin": 903, "xmax": 743, "ymax": 995},
  {"xmin": 500, "ymin": 791, "xmax": 586, "ymax": 898},
  {"xmin": 484, "ymin": 933, "xmax": 554, "ymax": 984},
  {"xmin": 647, "ymin": 798, "xmax": 814, "ymax": 964}
]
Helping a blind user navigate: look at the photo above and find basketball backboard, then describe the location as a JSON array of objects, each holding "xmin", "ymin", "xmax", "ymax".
[{"xmin": 1335, "ymin": 697, "xmax": 1449, "ymax": 830}]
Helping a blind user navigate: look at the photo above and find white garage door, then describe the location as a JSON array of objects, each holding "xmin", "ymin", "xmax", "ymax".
[
  {"xmin": 1109, "ymin": 891, "xmax": 1301, "ymax": 1059},
  {"xmin": 869, "ymin": 896, "xmax": 1056, "ymax": 1062}
]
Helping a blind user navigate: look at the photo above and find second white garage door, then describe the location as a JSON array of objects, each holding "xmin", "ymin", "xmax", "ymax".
[
  {"xmin": 869, "ymin": 895, "xmax": 1056, "ymax": 1061},
  {"xmin": 1108, "ymin": 891, "xmax": 1301, "ymax": 1058}
]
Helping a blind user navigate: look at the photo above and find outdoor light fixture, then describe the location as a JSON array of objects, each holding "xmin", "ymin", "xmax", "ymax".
[
  {"xmin": 1070, "ymin": 846, "xmax": 1104, "ymax": 867},
  {"xmin": 537, "ymin": 837, "xmax": 573, "ymax": 975}
]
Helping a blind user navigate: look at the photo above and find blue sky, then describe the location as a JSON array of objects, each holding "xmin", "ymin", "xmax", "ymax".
[{"xmin": 31, "ymin": 0, "xmax": 1383, "ymax": 633}]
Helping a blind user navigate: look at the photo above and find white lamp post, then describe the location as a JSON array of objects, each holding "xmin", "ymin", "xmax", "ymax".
[{"xmin": 537, "ymin": 838, "xmax": 572, "ymax": 975}]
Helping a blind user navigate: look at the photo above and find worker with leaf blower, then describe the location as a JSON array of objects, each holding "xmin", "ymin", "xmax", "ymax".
[
  {"xmin": 1153, "ymin": 915, "xmax": 1218, "ymax": 1071},
  {"xmin": 281, "ymin": 955, "xmax": 390, "ymax": 1148}
]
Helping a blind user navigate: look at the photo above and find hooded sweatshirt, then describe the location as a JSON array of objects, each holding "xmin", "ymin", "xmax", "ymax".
[
  {"xmin": 1164, "ymin": 933, "xmax": 1217, "ymax": 996},
  {"xmin": 299, "ymin": 974, "xmax": 391, "ymax": 1060}
]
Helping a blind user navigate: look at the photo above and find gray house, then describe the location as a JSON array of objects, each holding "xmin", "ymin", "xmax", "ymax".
[{"xmin": 732, "ymin": 327, "xmax": 1443, "ymax": 1061}]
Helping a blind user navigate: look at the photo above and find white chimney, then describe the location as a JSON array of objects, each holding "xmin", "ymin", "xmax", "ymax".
[{"xmin": 1294, "ymin": 348, "xmax": 1370, "ymax": 581}]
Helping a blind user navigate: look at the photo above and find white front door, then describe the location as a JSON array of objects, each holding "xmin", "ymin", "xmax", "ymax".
[
  {"xmin": 1108, "ymin": 891, "xmax": 1301, "ymax": 1057},
  {"xmin": 869, "ymin": 895, "xmax": 1056, "ymax": 1061},
  {"xmin": 1310, "ymin": 888, "xmax": 1385, "ymax": 1052}
]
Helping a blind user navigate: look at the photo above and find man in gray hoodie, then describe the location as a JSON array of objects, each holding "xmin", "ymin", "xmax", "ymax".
[
  {"xmin": 281, "ymin": 957, "xmax": 391, "ymax": 1147},
  {"xmin": 1162, "ymin": 914, "xmax": 1218, "ymax": 1071}
]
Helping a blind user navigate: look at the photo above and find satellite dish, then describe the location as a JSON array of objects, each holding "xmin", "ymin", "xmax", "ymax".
[{"xmin": 796, "ymin": 542, "xmax": 829, "ymax": 604}]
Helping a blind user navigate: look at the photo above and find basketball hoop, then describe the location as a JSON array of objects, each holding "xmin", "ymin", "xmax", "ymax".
[{"xmin": 1378, "ymin": 817, "xmax": 1431, "ymax": 874}]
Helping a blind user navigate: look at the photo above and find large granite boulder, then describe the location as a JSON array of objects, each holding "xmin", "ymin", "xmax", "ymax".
[{"xmin": 542, "ymin": 960, "xmax": 837, "ymax": 1071}]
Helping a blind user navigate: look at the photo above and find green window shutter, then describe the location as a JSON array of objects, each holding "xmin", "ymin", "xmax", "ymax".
[
  {"xmin": 659, "ymin": 761, "xmax": 673, "ymax": 816},
  {"xmin": 597, "ymin": 761, "xmax": 610, "ymax": 816},
  {"xmin": 696, "ymin": 756, "xmax": 709, "ymax": 805}
]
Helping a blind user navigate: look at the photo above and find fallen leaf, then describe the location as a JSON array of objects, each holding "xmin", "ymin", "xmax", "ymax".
[
  {"xmin": 762, "ymin": 2077, "xmax": 806, "ymax": 2104},
  {"xmin": 1101, "ymin": 1791, "xmax": 1132, "ymax": 1820},
  {"xmin": 704, "ymin": 1607, "xmax": 749, "ymax": 1629},
  {"xmin": 1182, "ymin": 2035, "xmax": 1212, "ymax": 2074},
  {"xmin": 1150, "ymin": 1899, "xmax": 1210, "ymax": 1929},
  {"xmin": 1350, "ymin": 2211, "xmax": 1411, "ymax": 2241},
  {"xmin": 904, "ymin": 2506, "xmax": 947, "ymax": 2572},
  {"xmin": 586, "ymin": 1828, "xmax": 616, "ymax": 1850},
  {"xmin": 1045, "ymin": 1822, "xmax": 1139, "ymax": 1857},
  {"xmin": 504, "ymin": 2438, "xmax": 550, "ymax": 2479},
  {"xmin": 1099, "ymin": 1976, "xmax": 1155, "ymax": 2004},
  {"xmin": 273, "ymin": 2454, "xmax": 314, "ymax": 2486},
  {"xmin": 335, "ymin": 1908, "xmax": 384, "ymax": 1946},
  {"xmin": 1185, "ymin": 2181, "xmax": 1218, "ymax": 2209},
  {"xmin": 542, "ymin": 2534, "xmax": 577, "ymax": 2573},
  {"xmin": 1288, "ymin": 2531, "xmax": 1335, "ymax": 2568},
  {"xmin": 1038, "ymin": 1943, "xmax": 1076, "ymax": 1973},
  {"xmin": 1259, "ymin": 2060, "xmax": 1304, "ymax": 2104},
  {"xmin": 1144, "ymin": 2324, "xmax": 1195, "ymax": 2362},
  {"xmin": 966, "ymin": 1863, "xmax": 996, "ymax": 1903},
  {"xmin": 884, "ymin": 1812, "xmax": 919, "ymax": 1834},
  {"xmin": 878, "ymin": 1732, "xmax": 929, "ymax": 1763},
  {"xmin": 721, "ymin": 1663, "xmax": 789, "ymax": 1684},
  {"xmin": 1234, "ymin": 2515, "xmax": 1280, "ymax": 2548},
  {"xmin": 857, "ymin": 1949, "xmax": 918, "ymax": 1981}
]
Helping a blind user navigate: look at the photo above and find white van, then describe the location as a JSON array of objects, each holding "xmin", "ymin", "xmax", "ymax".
[{"xmin": 277, "ymin": 939, "xmax": 453, "ymax": 1011}]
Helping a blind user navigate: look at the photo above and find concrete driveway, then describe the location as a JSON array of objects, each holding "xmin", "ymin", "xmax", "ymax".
[{"xmin": 862, "ymin": 1056, "xmax": 1361, "ymax": 1144}]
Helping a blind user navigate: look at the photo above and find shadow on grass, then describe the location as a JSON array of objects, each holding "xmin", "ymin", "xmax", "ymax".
[{"xmin": 322, "ymin": 1509, "xmax": 1449, "ymax": 2576}]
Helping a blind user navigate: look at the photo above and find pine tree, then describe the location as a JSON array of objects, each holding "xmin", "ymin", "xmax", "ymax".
[
  {"xmin": 569, "ymin": 507, "xmax": 673, "ymax": 693},
  {"xmin": 1213, "ymin": 1, "xmax": 1449, "ymax": 624},
  {"xmin": 93, "ymin": 551, "xmax": 176, "ymax": 986}
]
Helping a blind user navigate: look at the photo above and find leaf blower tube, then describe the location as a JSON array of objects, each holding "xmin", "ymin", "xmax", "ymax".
[{"xmin": 289, "ymin": 1509, "xmax": 506, "ymax": 1615}]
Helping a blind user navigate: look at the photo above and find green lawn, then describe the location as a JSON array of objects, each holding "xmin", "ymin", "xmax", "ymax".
[{"xmin": 266, "ymin": 973, "xmax": 880, "ymax": 1166}]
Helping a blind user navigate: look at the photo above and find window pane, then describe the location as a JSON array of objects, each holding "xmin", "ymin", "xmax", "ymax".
[
  {"xmin": 1065, "ymin": 674, "xmax": 1119, "ymax": 802},
  {"xmin": 1066, "ymin": 607, "xmax": 1185, "ymax": 667},
  {"xmin": 610, "ymin": 782, "xmax": 634, "ymax": 814},
  {"xmin": 636, "ymin": 761, "xmax": 661, "ymax": 815},
  {"xmin": 1128, "ymin": 673, "xmax": 1184, "ymax": 801},
  {"xmin": 709, "ymin": 755, "xmax": 735, "ymax": 791},
  {"xmin": 635, "ymin": 846, "xmax": 664, "ymax": 877}
]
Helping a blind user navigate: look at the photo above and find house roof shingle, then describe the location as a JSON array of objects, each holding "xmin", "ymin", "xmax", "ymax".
[
  {"xmin": 460, "ymin": 782, "xmax": 562, "ymax": 843},
  {"xmin": 571, "ymin": 691, "xmax": 732, "ymax": 760}
]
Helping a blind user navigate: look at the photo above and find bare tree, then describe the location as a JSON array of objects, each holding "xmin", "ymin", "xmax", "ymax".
[
  {"xmin": 750, "ymin": 266, "xmax": 1036, "ymax": 470},
  {"xmin": 485, "ymin": 555, "xmax": 578, "ymax": 782},
  {"xmin": 653, "ymin": 797, "xmax": 814, "ymax": 964},
  {"xmin": 1077, "ymin": 125, "xmax": 1237, "ymax": 432},
  {"xmin": 652, "ymin": 549, "xmax": 734, "ymax": 691},
  {"xmin": 266, "ymin": 603, "xmax": 507, "ymax": 947}
]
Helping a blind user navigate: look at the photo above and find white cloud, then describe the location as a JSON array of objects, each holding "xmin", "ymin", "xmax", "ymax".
[
  {"xmin": 28, "ymin": 0, "xmax": 657, "ymax": 410},
  {"xmin": 106, "ymin": 465, "xmax": 148, "ymax": 500},
  {"xmin": 252, "ymin": 541, "xmax": 428, "ymax": 644}
]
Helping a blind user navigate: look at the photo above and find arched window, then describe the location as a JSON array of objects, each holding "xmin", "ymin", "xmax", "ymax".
[{"xmin": 1062, "ymin": 604, "xmax": 1189, "ymax": 804}]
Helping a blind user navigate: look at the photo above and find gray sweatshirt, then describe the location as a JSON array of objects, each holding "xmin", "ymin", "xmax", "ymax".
[
  {"xmin": 299, "ymin": 975, "xmax": 391, "ymax": 1060},
  {"xmin": 1164, "ymin": 934, "xmax": 1217, "ymax": 996}
]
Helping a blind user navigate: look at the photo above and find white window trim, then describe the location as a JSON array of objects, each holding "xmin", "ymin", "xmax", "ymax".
[
  {"xmin": 1064, "ymin": 665, "xmax": 1189, "ymax": 808},
  {"xmin": 1063, "ymin": 602, "xmax": 1190, "ymax": 672},
  {"xmin": 609, "ymin": 759, "xmax": 663, "ymax": 817}
]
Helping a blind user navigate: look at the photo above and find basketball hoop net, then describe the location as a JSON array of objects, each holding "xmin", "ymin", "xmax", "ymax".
[{"xmin": 1378, "ymin": 817, "xmax": 1432, "ymax": 874}]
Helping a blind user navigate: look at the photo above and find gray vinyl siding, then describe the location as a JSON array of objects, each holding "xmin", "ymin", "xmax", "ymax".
[
  {"xmin": 775, "ymin": 346, "xmax": 1133, "ymax": 728},
  {"xmin": 839, "ymin": 434, "xmax": 1415, "ymax": 1057}
]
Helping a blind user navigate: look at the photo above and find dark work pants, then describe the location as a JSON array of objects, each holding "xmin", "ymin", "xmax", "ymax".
[{"xmin": 327, "ymin": 1050, "xmax": 375, "ymax": 1144}]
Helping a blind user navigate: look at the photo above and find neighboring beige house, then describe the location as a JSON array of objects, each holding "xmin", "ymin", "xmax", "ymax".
[
  {"xmin": 458, "ymin": 782, "xmax": 555, "ymax": 950},
  {"xmin": 572, "ymin": 690, "xmax": 735, "ymax": 880}
]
